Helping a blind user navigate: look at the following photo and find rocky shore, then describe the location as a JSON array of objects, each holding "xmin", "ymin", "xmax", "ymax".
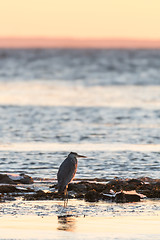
[{"xmin": 0, "ymin": 174, "xmax": 160, "ymax": 203}]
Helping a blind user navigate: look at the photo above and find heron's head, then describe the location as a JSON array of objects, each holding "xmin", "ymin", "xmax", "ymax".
[{"xmin": 69, "ymin": 152, "xmax": 87, "ymax": 158}]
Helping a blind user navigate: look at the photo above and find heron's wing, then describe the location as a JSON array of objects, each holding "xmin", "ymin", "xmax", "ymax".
[{"xmin": 57, "ymin": 158, "xmax": 77, "ymax": 192}]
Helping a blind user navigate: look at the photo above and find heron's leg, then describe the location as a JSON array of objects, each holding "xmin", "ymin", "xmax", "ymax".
[
  {"xmin": 65, "ymin": 190, "xmax": 69, "ymax": 208},
  {"xmin": 64, "ymin": 188, "xmax": 68, "ymax": 207},
  {"xmin": 66, "ymin": 185, "xmax": 69, "ymax": 203},
  {"xmin": 66, "ymin": 189, "xmax": 68, "ymax": 204}
]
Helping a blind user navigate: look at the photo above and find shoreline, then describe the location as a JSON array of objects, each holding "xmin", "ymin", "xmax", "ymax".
[{"xmin": 0, "ymin": 214, "xmax": 160, "ymax": 239}]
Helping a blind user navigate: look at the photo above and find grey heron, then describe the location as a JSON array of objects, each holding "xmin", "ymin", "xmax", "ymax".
[{"xmin": 57, "ymin": 152, "xmax": 87, "ymax": 206}]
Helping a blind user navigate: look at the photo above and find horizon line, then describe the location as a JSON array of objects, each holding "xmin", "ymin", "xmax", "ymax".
[{"xmin": 1, "ymin": 37, "xmax": 160, "ymax": 48}]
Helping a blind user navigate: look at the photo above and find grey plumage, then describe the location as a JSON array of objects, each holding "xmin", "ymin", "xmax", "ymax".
[{"xmin": 57, "ymin": 152, "xmax": 86, "ymax": 193}]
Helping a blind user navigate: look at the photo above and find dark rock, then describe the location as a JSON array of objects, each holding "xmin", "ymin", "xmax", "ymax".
[
  {"xmin": 142, "ymin": 190, "xmax": 160, "ymax": 198},
  {"xmin": 138, "ymin": 183, "xmax": 152, "ymax": 191},
  {"xmin": 90, "ymin": 183, "xmax": 106, "ymax": 193},
  {"xmin": 75, "ymin": 193, "xmax": 84, "ymax": 199},
  {"xmin": 138, "ymin": 181, "xmax": 160, "ymax": 198},
  {"xmin": 0, "ymin": 173, "xmax": 33, "ymax": 184},
  {"xmin": 106, "ymin": 179, "xmax": 127, "ymax": 191},
  {"xmin": 7, "ymin": 178, "xmax": 159, "ymax": 201},
  {"xmin": 18, "ymin": 174, "xmax": 34, "ymax": 184},
  {"xmin": 106, "ymin": 178, "xmax": 145, "ymax": 192},
  {"xmin": 0, "ymin": 174, "xmax": 15, "ymax": 184},
  {"xmin": 68, "ymin": 182, "xmax": 87, "ymax": 192},
  {"xmin": 119, "ymin": 179, "xmax": 144, "ymax": 191},
  {"xmin": 127, "ymin": 179, "xmax": 143, "ymax": 185},
  {"xmin": 84, "ymin": 190, "xmax": 100, "ymax": 202},
  {"xmin": 115, "ymin": 191, "xmax": 141, "ymax": 203},
  {"xmin": 0, "ymin": 185, "xmax": 19, "ymax": 193},
  {"xmin": 68, "ymin": 181, "xmax": 106, "ymax": 193},
  {"xmin": 0, "ymin": 185, "xmax": 34, "ymax": 194},
  {"xmin": 23, "ymin": 191, "xmax": 61, "ymax": 201},
  {"xmin": 49, "ymin": 184, "xmax": 57, "ymax": 189},
  {"xmin": 36, "ymin": 190, "xmax": 46, "ymax": 196}
]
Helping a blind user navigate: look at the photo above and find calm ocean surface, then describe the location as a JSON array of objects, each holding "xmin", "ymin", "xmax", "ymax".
[{"xmin": 0, "ymin": 48, "xmax": 159, "ymax": 179}]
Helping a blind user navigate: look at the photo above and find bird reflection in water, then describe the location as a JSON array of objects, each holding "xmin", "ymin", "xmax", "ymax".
[{"xmin": 57, "ymin": 214, "xmax": 76, "ymax": 232}]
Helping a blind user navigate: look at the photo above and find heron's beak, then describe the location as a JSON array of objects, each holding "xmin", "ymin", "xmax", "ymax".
[{"xmin": 77, "ymin": 154, "xmax": 87, "ymax": 158}]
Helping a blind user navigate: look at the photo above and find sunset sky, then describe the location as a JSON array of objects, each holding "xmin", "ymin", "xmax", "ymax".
[{"xmin": 1, "ymin": 0, "xmax": 160, "ymax": 39}]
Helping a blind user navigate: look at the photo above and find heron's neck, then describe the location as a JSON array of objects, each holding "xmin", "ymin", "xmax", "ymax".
[{"xmin": 71, "ymin": 156, "xmax": 77, "ymax": 165}]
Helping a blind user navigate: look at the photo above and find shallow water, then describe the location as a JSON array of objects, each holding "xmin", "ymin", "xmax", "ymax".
[
  {"xmin": 0, "ymin": 149, "xmax": 160, "ymax": 179},
  {"xmin": 0, "ymin": 199, "xmax": 160, "ymax": 218}
]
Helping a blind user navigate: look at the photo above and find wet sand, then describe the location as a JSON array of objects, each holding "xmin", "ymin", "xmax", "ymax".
[
  {"xmin": 0, "ymin": 199, "xmax": 160, "ymax": 239},
  {"xmin": 0, "ymin": 215, "xmax": 160, "ymax": 240}
]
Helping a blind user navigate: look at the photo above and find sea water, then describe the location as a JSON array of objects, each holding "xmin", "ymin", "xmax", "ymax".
[{"xmin": 0, "ymin": 48, "xmax": 159, "ymax": 180}]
